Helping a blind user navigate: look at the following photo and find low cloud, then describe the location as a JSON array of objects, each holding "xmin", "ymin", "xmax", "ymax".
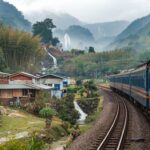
[{"xmin": 4, "ymin": 0, "xmax": 150, "ymax": 23}]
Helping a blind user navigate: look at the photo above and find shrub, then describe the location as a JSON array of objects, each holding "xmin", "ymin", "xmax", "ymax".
[
  {"xmin": 26, "ymin": 136, "xmax": 44, "ymax": 150},
  {"xmin": 4, "ymin": 139, "xmax": 26, "ymax": 150},
  {"xmin": 52, "ymin": 94, "xmax": 79, "ymax": 124},
  {"xmin": 0, "ymin": 137, "xmax": 44, "ymax": 150},
  {"xmin": 39, "ymin": 107, "xmax": 57, "ymax": 128},
  {"xmin": 78, "ymin": 97, "xmax": 99, "ymax": 115},
  {"xmin": 23, "ymin": 91, "xmax": 51, "ymax": 115}
]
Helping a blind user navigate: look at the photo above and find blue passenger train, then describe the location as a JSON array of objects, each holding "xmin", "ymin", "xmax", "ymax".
[{"xmin": 109, "ymin": 61, "xmax": 150, "ymax": 112}]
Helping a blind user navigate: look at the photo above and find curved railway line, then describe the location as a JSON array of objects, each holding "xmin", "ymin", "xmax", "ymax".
[
  {"xmin": 68, "ymin": 85, "xmax": 150, "ymax": 150},
  {"xmin": 90, "ymin": 87, "xmax": 129, "ymax": 150}
]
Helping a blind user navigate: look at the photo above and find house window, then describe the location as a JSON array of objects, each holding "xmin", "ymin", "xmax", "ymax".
[
  {"xmin": 48, "ymin": 84, "xmax": 52, "ymax": 87},
  {"xmin": 29, "ymin": 89, "xmax": 36, "ymax": 98},
  {"xmin": 22, "ymin": 89, "xmax": 28, "ymax": 96},
  {"xmin": 54, "ymin": 84, "xmax": 60, "ymax": 90}
]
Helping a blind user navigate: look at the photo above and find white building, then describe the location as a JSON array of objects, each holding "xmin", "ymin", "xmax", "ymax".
[{"xmin": 39, "ymin": 74, "xmax": 65, "ymax": 98}]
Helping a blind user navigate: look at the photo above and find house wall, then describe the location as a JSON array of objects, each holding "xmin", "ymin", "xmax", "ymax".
[
  {"xmin": 10, "ymin": 74, "xmax": 32, "ymax": 81},
  {"xmin": 0, "ymin": 89, "xmax": 23, "ymax": 98},
  {"xmin": 51, "ymin": 90, "xmax": 62, "ymax": 99},
  {"xmin": 0, "ymin": 89, "xmax": 37, "ymax": 105},
  {"xmin": 0, "ymin": 79, "xmax": 9, "ymax": 84},
  {"xmin": 40, "ymin": 78, "xmax": 63, "ymax": 89},
  {"xmin": 0, "ymin": 90, "xmax": 13, "ymax": 98},
  {"xmin": 9, "ymin": 74, "xmax": 36, "ymax": 84},
  {"xmin": 40, "ymin": 77, "xmax": 64, "ymax": 98},
  {"xmin": 12, "ymin": 90, "xmax": 22, "ymax": 97}
]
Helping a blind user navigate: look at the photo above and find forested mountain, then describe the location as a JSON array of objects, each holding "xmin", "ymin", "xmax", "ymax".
[
  {"xmin": 26, "ymin": 11, "xmax": 129, "ymax": 49},
  {"xmin": 66, "ymin": 25, "xmax": 95, "ymax": 42},
  {"xmin": 0, "ymin": 0, "xmax": 31, "ymax": 31},
  {"xmin": 116, "ymin": 14, "xmax": 150, "ymax": 40},
  {"xmin": 108, "ymin": 14, "xmax": 150, "ymax": 51},
  {"xmin": 54, "ymin": 25, "xmax": 95, "ymax": 49}
]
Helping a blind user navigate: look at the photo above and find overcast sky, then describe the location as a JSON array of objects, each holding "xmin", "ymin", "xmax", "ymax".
[{"xmin": 4, "ymin": 0, "xmax": 150, "ymax": 23}]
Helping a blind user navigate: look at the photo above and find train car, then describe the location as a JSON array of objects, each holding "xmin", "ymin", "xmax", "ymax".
[
  {"xmin": 109, "ymin": 71, "xmax": 130, "ymax": 95},
  {"xmin": 130, "ymin": 65, "xmax": 148, "ymax": 108},
  {"xmin": 120, "ymin": 72, "xmax": 131, "ymax": 96},
  {"xmin": 109, "ymin": 75, "xmax": 115, "ymax": 89},
  {"xmin": 108, "ymin": 60, "xmax": 150, "ymax": 112}
]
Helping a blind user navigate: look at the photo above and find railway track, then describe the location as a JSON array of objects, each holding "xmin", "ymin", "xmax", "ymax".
[{"xmin": 90, "ymin": 88, "xmax": 129, "ymax": 150}]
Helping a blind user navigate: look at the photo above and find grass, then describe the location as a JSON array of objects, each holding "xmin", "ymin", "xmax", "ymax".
[
  {"xmin": 75, "ymin": 92, "xmax": 82, "ymax": 100},
  {"xmin": 0, "ymin": 108, "xmax": 45, "ymax": 138},
  {"xmin": 79, "ymin": 124, "xmax": 92, "ymax": 134}
]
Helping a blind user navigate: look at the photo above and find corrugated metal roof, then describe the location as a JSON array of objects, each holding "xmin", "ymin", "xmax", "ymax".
[
  {"xmin": 0, "ymin": 83, "xmax": 52, "ymax": 90},
  {"xmin": 9, "ymin": 72, "xmax": 38, "ymax": 78},
  {"xmin": 39, "ymin": 74, "xmax": 64, "ymax": 79},
  {"xmin": 0, "ymin": 84, "xmax": 37, "ymax": 89}
]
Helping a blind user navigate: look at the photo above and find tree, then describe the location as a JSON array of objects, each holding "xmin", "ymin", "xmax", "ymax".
[
  {"xmin": 88, "ymin": 46, "xmax": 95, "ymax": 53},
  {"xmin": 82, "ymin": 80, "xmax": 98, "ymax": 97},
  {"xmin": 52, "ymin": 37, "xmax": 60, "ymax": 46},
  {"xmin": 0, "ymin": 47, "xmax": 6, "ymax": 70},
  {"xmin": 52, "ymin": 94, "xmax": 79, "ymax": 124},
  {"xmin": 0, "ymin": 25, "xmax": 44, "ymax": 73},
  {"xmin": 39, "ymin": 107, "xmax": 56, "ymax": 128},
  {"xmin": 32, "ymin": 18, "xmax": 59, "ymax": 45}
]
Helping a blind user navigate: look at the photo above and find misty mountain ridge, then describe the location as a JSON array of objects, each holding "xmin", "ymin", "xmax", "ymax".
[
  {"xmin": 116, "ymin": 14, "xmax": 150, "ymax": 41},
  {"xmin": 108, "ymin": 14, "xmax": 150, "ymax": 51},
  {"xmin": 25, "ymin": 11, "xmax": 84, "ymax": 29},
  {"xmin": 84, "ymin": 21, "xmax": 130, "ymax": 40},
  {"xmin": 54, "ymin": 25, "xmax": 95, "ymax": 50},
  {"xmin": 26, "ymin": 10, "xmax": 130, "ymax": 50},
  {"xmin": 0, "ymin": 0, "xmax": 31, "ymax": 31}
]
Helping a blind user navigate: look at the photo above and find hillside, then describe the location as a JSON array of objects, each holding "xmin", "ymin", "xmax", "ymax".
[
  {"xmin": 84, "ymin": 21, "xmax": 129, "ymax": 40},
  {"xmin": 54, "ymin": 25, "xmax": 95, "ymax": 50},
  {"xmin": 116, "ymin": 14, "xmax": 150, "ymax": 40},
  {"xmin": 26, "ymin": 11, "xmax": 129, "ymax": 49},
  {"xmin": 0, "ymin": 0, "xmax": 31, "ymax": 31},
  {"xmin": 108, "ymin": 14, "xmax": 150, "ymax": 51}
]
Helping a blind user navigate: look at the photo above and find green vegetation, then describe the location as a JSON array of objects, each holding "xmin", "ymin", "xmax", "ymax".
[
  {"xmin": 110, "ymin": 14, "xmax": 150, "ymax": 51},
  {"xmin": 52, "ymin": 94, "xmax": 79, "ymax": 124},
  {"xmin": 0, "ymin": 25, "xmax": 44, "ymax": 73},
  {"xmin": 0, "ymin": 0, "xmax": 31, "ymax": 31},
  {"xmin": 0, "ymin": 136, "xmax": 44, "ymax": 150},
  {"xmin": 85, "ymin": 96, "xmax": 103, "ymax": 123},
  {"xmin": 60, "ymin": 48, "xmax": 146, "ymax": 78},
  {"xmin": 39, "ymin": 107, "xmax": 57, "ymax": 128},
  {"xmin": 79, "ymin": 124, "xmax": 92, "ymax": 134},
  {"xmin": 0, "ymin": 109, "xmax": 44, "ymax": 138},
  {"xmin": 88, "ymin": 46, "xmax": 95, "ymax": 53},
  {"xmin": 24, "ymin": 91, "xmax": 52, "ymax": 115},
  {"xmin": 24, "ymin": 91, "xmax": 79, "ymax": 125},
  {"xmin": 32, "ymin": 18, "xmax": 59, "ymax": 45},
  {"xmin": 0, "ymin": 106, "xmax": 72, "ymax": 147}
]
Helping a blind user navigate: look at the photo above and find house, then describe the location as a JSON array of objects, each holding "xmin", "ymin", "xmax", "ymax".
[
  {"xmin": 39, "ymin": 74, "xmax": 65, "ymax": 98},
  {"xmin": 0, "ymin": 72, "xmax": 51, "ymax": 105}
]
